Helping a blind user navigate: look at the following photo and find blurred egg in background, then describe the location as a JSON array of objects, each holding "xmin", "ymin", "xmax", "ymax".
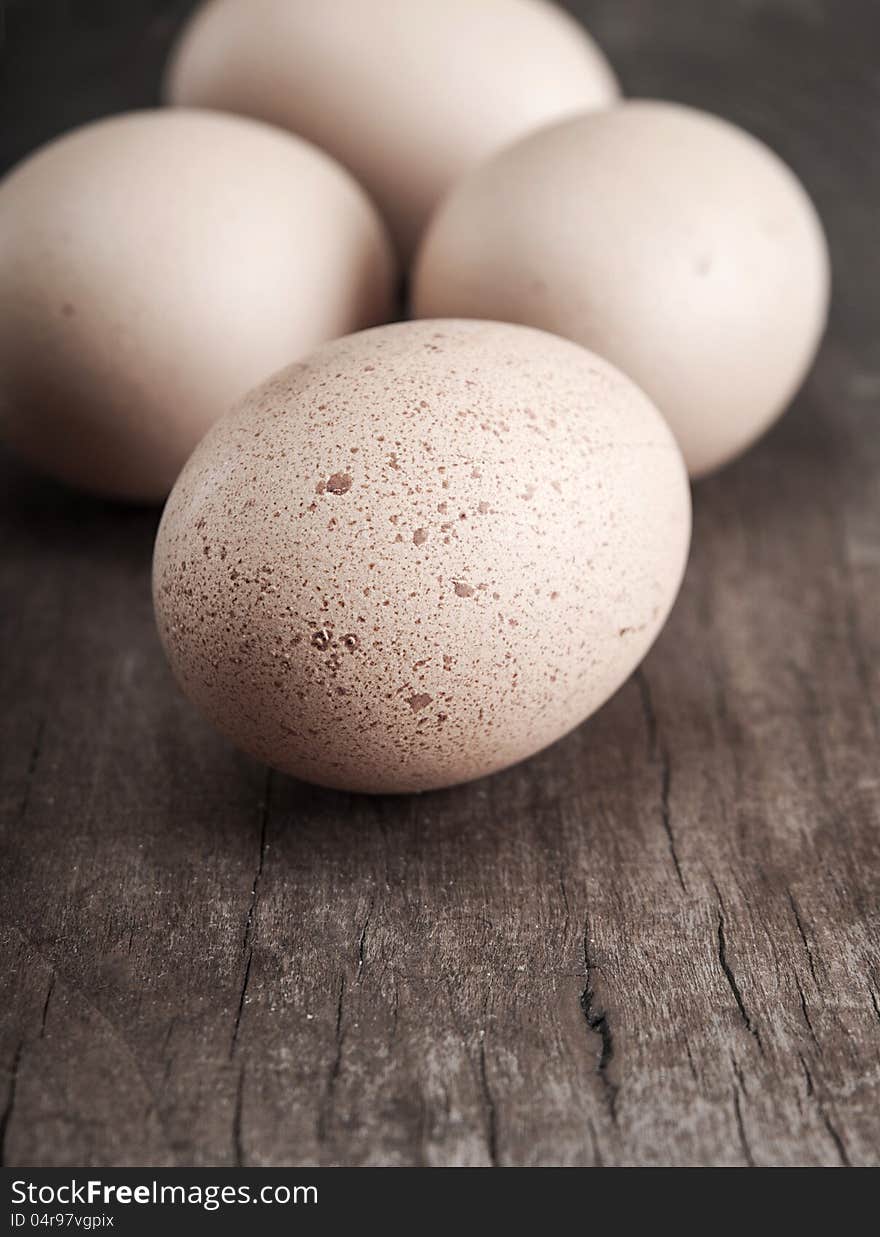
[
  {"xmin": 165, "ymin": 0, "xmax": 620, "ymax": 258},
  {"xmin": 0, "ymin": 108, "xmax": 393, "ymax": 501},
  {"xmin": 413, "ymin": 100, "xmax": 831, "ymax": 476}
]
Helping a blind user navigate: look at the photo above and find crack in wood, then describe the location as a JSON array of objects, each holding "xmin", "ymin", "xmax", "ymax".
[
  {"xmin": 557, "ymin": 870, "xmax": 571, "ymax": 943},
  {"xmin": 389, "ymin": 973, "xmax": 400, "ymax": 1047},
  {"xmin": 787, "ymin": 889, "xmax": 821, "ymax": 988},
  {"xmin": 0, "ymin": 1040, "xmax": 25, "ymax": 1167},
  {"xmin": 333, "ymin": 977, "xmax": 346, "ymax": 1060},
  {"xmin": 794, "ymin": 973, "xmax": 821, "ymax": 1049},
  {"xmin": 713, "ymin": 890, "xmax": 764, "ymax": 1054},
  {"xmin": 242, "ymin": 769, "xmax": 272, "ymax": 954},
  {"xmin": 229, "ymin": 770, "xmax": 273, "ymax": 1056},
  {"xmin": 799, "ymin": 1051, "xmax": 815, "ymax": 1097},
  {"xmin": 230, "ymin": 952, "xmax": 253, "ymax": 1059},
  {"xmin": 39, "ymin": 974, "xmax": 54, "ymax": 1038},
  {"xmin": 477, "ymin": 1032, "xmax": 499, "ymax": 1167},
  {"xmin": 356, "ymin": 897, "xmax": 374, "ymax": 984},
  {"xmin": 798, "ymin": 1054, "xmax": 851, "ymax": 1166},
  {"xmin": 634, "ymin": 669, "xmax": 686, "ymax": 891},
  {"xmin": 580, "ymin": 921, "xmax": 618, "ymax": 1122},
  {"xmin": 659, "ymin": 745, "xmax": 686, "ymax": 892}
]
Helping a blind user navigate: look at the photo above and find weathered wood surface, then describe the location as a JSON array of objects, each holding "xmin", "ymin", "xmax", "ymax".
[{"xmin": 1, "ymin": 0, "xmax": 878, "ymax": 1168}]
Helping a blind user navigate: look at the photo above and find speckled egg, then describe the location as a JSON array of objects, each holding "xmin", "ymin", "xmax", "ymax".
[{"xmin": 153, "ymin": 320, "xmax": 691, "ymax": 793}]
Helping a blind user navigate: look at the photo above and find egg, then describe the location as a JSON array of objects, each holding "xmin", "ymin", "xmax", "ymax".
[
  {"xmin": 0, "ymin": 110, "xmax": 393, "ymax": 501},
  {"xmin": 165, "ymin": 0, "xmax": 619, "ymax": 259},
  {"xmin": 413, "ymin": 100, "xmax": 831, "ymax": 477},
  {"xmin": 153, "ymin": 319, "xmax": 691, "ymax": 794}
]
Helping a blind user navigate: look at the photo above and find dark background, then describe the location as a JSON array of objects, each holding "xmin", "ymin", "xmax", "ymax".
[{"xmin": 1, "ymin": 1, "xmax": 878, "ymax": 1167}]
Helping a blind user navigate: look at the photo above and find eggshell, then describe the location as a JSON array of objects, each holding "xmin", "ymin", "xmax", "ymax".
[
  {"xmin": 413, "ymin": 100, "xmax": 831, "ymax": 477},
  {"xmin": 165, "ymin": 0, "xmax": 619, "ymax": 258},
  {"xmin": 0, "ymin": 110, "xmax": 393, "ymax": 500},
  {"xmin": 153, "ymin": 319, "xmax": 691, "ymax": 794}
]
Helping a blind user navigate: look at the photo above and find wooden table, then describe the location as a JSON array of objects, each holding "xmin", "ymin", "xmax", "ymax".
[{"xmin": 1, "ymin": 0, "xmax": 878, "ymax": 1168}]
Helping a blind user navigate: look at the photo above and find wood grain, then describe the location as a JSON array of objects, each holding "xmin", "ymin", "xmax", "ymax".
[{"xmin": 1, "ymin": 0, "xmax": 878, "ymax": 1167}]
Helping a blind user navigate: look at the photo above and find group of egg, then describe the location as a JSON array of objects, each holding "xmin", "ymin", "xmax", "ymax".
[{"xmin": 0, "ymin": 0, "xmax": 829, "ymax": 793}]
